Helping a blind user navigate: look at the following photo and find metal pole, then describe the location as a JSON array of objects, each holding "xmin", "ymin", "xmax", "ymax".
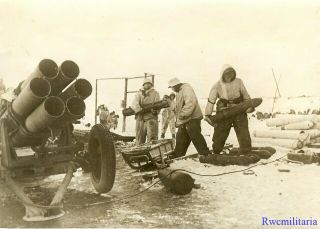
[
  {"xmin": 271, "ymin": 69, "xmax": 281, "ymax": 114},
  {"xmin": 122, "ymin": 78, "xmax": 128, "ymax": 132},
  {"xmin": 94, "ymin": 74, "xmax": 155, "ymax": 129},
  {"xmin": 272, "ymin": 68, "xmax": 281, "ymax": 97},
  {"xmin": 95, "ymin": 79, "xmax": 98, "ymax": 124},
  {"xmin": 151, "ymin": 74, "xmax": 155, "ymax": 85}
]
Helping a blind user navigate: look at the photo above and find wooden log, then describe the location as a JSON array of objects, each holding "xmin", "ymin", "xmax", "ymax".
[
  {"xmin": 298, "ymin": 147, "xmax": 320, "ymax": 154},
  {"xmin": 253, "ymin": 130, "xmax": 310, "ymax": 140},
  {"xmin": 310, "ymin": 137, "xmax": 320, "ymax": 144},
  {"xmin": 157, "ymin": 166, "xmax": 194, "ymax": 195},
  {"xmin": 312, "ymin": 122, "xmax": 320, "ymax": 130},
  {"xmin": 303, "ymin": 130, "xmax": 320, "ymax": 138},
  {"xmin": 282, "ymin": 121, "xmax": 314, "ymax": 130},
  {"xmin": 308, "ymin": 143, "xmax": 320, "ymax": 149},
  {"xmin": 252, "ymin": 138, "xmax": 305, "ymax": 149},
  {"xmin": 266, "ymin": 115, "xmax": 319, "ymax": 127},
  {"xmin": 275, "ymin": 114, "xmax": 320, "ymax": 121},
  {"xmin": 271, "ymin": 121, "xmax": 315, "ymax": 130}
]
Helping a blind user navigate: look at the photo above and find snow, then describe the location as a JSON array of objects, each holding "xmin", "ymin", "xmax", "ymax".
[{"xmin": 1, "ymin": 96, "xmax": 320, "ymax": 228}]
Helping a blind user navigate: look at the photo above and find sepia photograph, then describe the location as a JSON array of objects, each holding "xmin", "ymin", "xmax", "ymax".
[{"xmin": 0, "ymin": 0, "xmax": 320, "ymax": 228}]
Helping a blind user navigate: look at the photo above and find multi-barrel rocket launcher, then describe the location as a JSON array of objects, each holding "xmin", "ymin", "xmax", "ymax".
[{"xmin": 0, "ymin": 59, "xmax": 116, "ymax": 221}]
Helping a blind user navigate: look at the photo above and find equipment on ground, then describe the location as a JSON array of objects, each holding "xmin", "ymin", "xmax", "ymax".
[
  {"xmin": 120, "ymin": 139, "xmax": 195, "ymax": 195},
  {"xmin": 287, "ymin": 149, "xmax": 320, "ymax": 164}
]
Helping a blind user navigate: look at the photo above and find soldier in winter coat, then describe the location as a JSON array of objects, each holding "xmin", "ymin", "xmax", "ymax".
[
  {"xmin": 161, "ymin": 93, "xmax": 176, "ymax": 139},
  {"xmin": 205, "ymin": 65, "xmax": 254, "ymax": 154},
  {"xmin": 131, "ymin": 78, "xmax": 160, "ymax": 145},
  {"xmin": 168, "ymin": 77, "xmax": 210, "ymax": 158}
]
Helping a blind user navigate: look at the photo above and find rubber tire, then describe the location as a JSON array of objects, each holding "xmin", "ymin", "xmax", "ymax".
[{"xmin": 88, "ymin": 124, "xmax": 116, "ymax": 193}]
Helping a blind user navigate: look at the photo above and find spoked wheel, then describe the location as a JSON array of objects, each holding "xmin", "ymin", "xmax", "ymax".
[{"xmin": 88, "ymin": 124, "xmax": 116, "ymax": 193}]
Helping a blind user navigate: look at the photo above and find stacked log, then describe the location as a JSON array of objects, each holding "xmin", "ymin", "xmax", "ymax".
[
  {"xmin": 253, "ymin": 114, "xmax": 320, "ymax": 164},
  {"xmin": 266, "ymin": 114, "xmax": 320, "ymax": 129}
]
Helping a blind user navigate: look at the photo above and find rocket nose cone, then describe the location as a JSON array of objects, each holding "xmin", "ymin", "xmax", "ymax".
[
  {"xmin": 171, "ymin": 171, "xmax": 194, "ymax": 195},
  {"xmin": 252, "ymin": 98, "xmax": 263, "ymax": 107}
]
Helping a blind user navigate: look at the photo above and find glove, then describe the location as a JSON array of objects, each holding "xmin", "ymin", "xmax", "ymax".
[{"xmin": 246, "ymin": 107, "xmax": 255, "ymax": 113}]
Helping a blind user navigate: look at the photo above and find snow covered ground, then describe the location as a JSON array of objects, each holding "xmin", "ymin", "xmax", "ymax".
[{"xmin": 1, "ymin": 97, "xmax": 320, "ymax": 228}]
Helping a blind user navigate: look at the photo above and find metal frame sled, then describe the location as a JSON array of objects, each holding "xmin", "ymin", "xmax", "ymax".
[
  {"xmin": 120, "ymin": 139, "xmax": 195, "ymax": 195},
  {"xmin": 120, "ymin": 139, "xmax": 175, "ymax": 171}
]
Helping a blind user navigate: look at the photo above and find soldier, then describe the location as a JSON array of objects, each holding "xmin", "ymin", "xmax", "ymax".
[
  {"xmin": 99, "ymin": 105, "xmax": 109, "ymax": 127},
  {"xmin": 204, "ymin": 65, "xmax": 254, "ymax": 155},
  {"xmin": 168, "ymin": 77, "xmax": 210, "ymax": 158},
  {"xmin": 0, "ymin": 78, "xmax": 6, "ymax": 109},
  {"xmin": 160, "ymin": 93, "xmax": 176, "ymax": 139},
  {"xmin": 0, "ymin": 78, "xmax": 6, "ymax": 95},
  {"xmin": 112, "ymin": 114, "xmax": 119, "ymax": 129},
  {"xmin": 131, "ymin": 78, "xmax": 160, "ymax": 145},
  {"xmin": 107, "ymin": 111, "xmax": 119, "ymax": 130}
]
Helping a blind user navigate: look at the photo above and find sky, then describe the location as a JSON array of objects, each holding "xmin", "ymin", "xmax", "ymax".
[{"xmin": 0, "ymin": 0, "xmax": 320, "ymax": 122}]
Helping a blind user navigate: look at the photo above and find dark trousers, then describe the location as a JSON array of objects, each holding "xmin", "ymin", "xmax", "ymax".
[
  {"xmin": 173, "ymin": 119, "xmax": 210, "ymax": 158},
  {"xmin": 212, "ymin": 113, "xmax": 252, "ymax": 154}
]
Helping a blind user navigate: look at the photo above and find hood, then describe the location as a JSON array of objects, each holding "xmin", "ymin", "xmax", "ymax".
[
  {"xmin": 220, "ymin": 64, "xmax": 236, "ymax": 83},
  {"xmin": 140, "ymin": 87, "xmax": 154, "ymax": 95},
  {"xmin": 143, "ymin": 78, "xmax": 153, "ymax": 86}
]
